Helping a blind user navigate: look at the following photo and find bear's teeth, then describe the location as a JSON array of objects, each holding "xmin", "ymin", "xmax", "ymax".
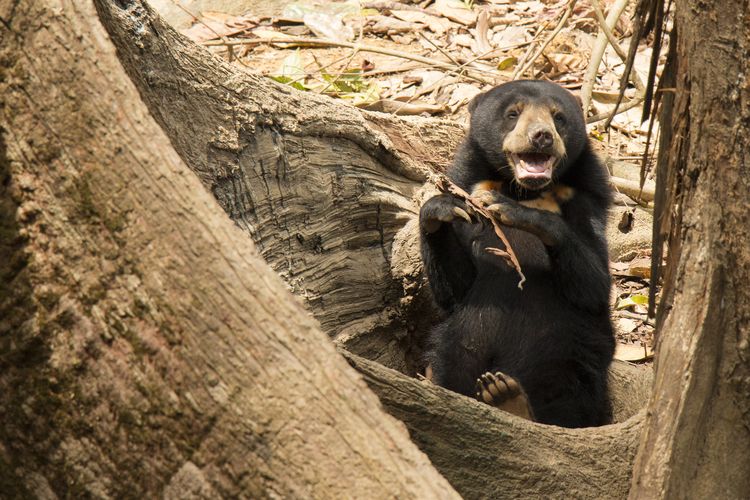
[{"xmin": 521, "ymin": 159, "xmax": 548, "ymax": 173}]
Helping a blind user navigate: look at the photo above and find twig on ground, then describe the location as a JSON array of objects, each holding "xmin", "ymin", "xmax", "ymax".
[
  {"xmin": 512, "ymin": 24, "xmax": 546, "ymax": 80},
  {"xmin": 610, "ymin": 174, "xmax": 655, "ymax": 203},
  {"xmin": 319, "ymin": 21, "xmax": 366, "ymax": 94},
  {"xmin": 590, "ymin": 0, "xmax": 645, "ymax": 93},
  {"xmin": 431, "ymin": 174, "xmax": 526, "ymax": 289},
  {"xmin": 513, "ymin": 0, "xmax": 577, "ymax": 79},
  {"xmin": 586, "ymin": 94, "xmax": 644, "ymax": 124}
]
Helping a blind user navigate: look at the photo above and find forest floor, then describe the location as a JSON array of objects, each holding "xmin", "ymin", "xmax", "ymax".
[{"xmin": 152, "ymin": 0, "xmax": 658, "ymax": 362}]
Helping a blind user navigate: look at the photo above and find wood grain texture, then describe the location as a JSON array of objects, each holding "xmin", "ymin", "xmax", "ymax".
[
  {"xmin": 95, "ymin": 0, "xmax": 464, "ymax": 360},
  {"xmin": 346, "ymin": 352, "xmax": 651, "ymax": 500}
]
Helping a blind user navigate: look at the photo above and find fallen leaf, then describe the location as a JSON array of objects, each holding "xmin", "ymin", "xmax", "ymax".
[
  {"xmin": 448, "ymin": 83, "xmax": 482, "ymax": 112},
  {"xmin": 610, "ymin": 261, "xmax": 630, "ymax": 273},
  {"xmin": 303, "ymin": 12, "xmax": 354, "ymax": 42},
  {"xmin": 628, "ymin": 258, "xmax": 652, "ymax": 279},
  {"xmin": 616, "ymin": 294, "xmax": 649, "ymax": 310},
  {"xmin": 452, "ymin": 33, "xmax": 475, "ymax": 48},
  {"xmin": 496, "ymin": 56, "xmax": 517, "ymax": 70},
  {"xmin": 269, "ymin": 50, "xmax": 309, "ymax": 90},
  {"xmin": 492, "ymin": 25, "xmax": 530, "ymax": 47},
  {"xmin": 614, "ymin": 342, "xmax": 653, "ymax": 362},
  {"xmin": 365, "ymin": 15, "xmax": 414, "ymax": 35},
  {"xmin": 546, "ymin": 53, "xmax": 587, "ymax": 74},
  {"xmin": 472, "ymin": 7, "xmax": 493, "ymax": 54},
  {"xmin": 182, "ymin": 13, "xmax": 256, "ymax": 42},
  {"xmin": 617, "ymin": 318, "xmax": 639, "ymax": 334},
  {"xmin": 391, "ymin": 10, "xmax": 453, "ymax": 34},
  {"xmin": 432, "ymin": 0, "xmax": 477, "ymax": 26}
]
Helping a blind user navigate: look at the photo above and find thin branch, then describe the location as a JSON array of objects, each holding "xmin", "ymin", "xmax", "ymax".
[
  {"xmin": 512, "ymin": 24, "xmax": 546, "ymax": 80},
  {"xmin": 318, "ymin": 20, "xmax": 365, "ymax": 95},
  {"xmin": 610, "ymin": 175, "xmax": 655, "ymax": 203},
  {"xmin": 590, "ymin": 0, "xmax": 645, "ymax": 93},
  {"xmin": 431, "ymin": 174, "xmax": 526, "ymax": 289},
  {"xmin": 513, "ymin": 0, "xmax": 577, "ymax": 79},
  {"xmin": 586, "ymin": 94, "xmax": 644, "ymax": 124},
  {"xmin": 580, "ymin": 0, "xmax": 631, "ymax": 115}
]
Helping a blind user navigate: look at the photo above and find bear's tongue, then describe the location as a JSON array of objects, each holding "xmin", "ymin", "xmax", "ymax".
[{"xmin": 514, "ymin": 153, "xmax": 553, "ymax": 178}]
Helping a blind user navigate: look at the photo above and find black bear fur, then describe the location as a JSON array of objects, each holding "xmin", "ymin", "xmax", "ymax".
[{"xmin": 420, "ymin": 80, "xmax": 615, "ymax": 428}]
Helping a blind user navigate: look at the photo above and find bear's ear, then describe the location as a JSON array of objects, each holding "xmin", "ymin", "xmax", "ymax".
[
  {"xmin": 468, "ymin": 91, "xmax": 487, "ymax": 114},
  {"xmin": 569, "ymin": 90, "xmax": 583, "ymax": 110}
]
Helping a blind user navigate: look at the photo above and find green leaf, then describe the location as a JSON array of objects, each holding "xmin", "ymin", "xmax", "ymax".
[
  {"xmin": 497, "ymin": 57, "xmax": 517, "ymax": 71},
  {"xmin": 268, "ymin": 50, "xmax": 309, "ymax": 91},
  {"xmin": 616, "ymin": 294, "xmax": 649, "ymax": 310},
  {"xmin": 268, "ymin": 75, "xmax": 308, "ymax": 91}
]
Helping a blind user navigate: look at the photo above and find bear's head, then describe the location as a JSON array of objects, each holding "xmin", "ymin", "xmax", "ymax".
[{"xmin": 468, "ymin": 80, "xmax": 587, "ymax": 190}]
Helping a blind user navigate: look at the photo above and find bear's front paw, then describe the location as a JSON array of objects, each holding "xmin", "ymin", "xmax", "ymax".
[
  {"xmin": 476, "ymin": 371, "xmax": 535, "ymax": 421},
  {"xmin": 420, "ymin": 194, "xmax": 476, "ymax": 234},
  {"xmin": 486, "ymin": 198, "xmax": 524, "ymax": 226},
  {"xmin": 471, "ymin": 188, "xmax": 498, "ymax": 207}
]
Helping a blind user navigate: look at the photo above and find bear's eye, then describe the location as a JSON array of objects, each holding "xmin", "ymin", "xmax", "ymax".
[
  {"xmin": 554, "ymin": 113, "xmax": 566, "ymax": 124},
  {"xmin": 506, "ymin": 110, "xmax": 519, "ymax": 119}
]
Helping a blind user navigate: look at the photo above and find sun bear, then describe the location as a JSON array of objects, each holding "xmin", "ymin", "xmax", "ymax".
[{"xmin": 420, "ymin": 80, "xmax": 615, "ymax": 428}]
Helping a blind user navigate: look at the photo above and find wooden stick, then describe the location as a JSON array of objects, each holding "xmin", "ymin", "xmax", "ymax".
[
  {"xmin": 513, "ymin": 0, "xmax": 577, "ymax": 79},
  {"xmin": 579, "ymin": 0, "xmax": 631, "ymax": 115},
  {"xmin": 432, "ymin": 175, "xmax": 526, "ymax": 289},
  {"xmin": 586, "ymin": 94, "xmax": 645, "ymax": 124},
  {"xmin": 610, "ymin": 175, "xmax": 655, "ymax": 203},
  {"xmin": 590, "ymin": 0, "xmax": 645, "ymax": 92}
]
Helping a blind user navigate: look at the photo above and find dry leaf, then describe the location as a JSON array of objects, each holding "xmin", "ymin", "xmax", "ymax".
[
  {"xmin": 472, "ymin": 7, "xmax": 493, "ymax": 54},
  {"xmin": 365, "ymin": 15, "xmax": 413, "ymax": 35},
  {"xmin": 546, "ymin": 53, "xmax": 587, "ymax": 74},
  {"xmin": 616, "ymin": 318, "xmax": 639, "ymax": 335},
  {"xmin": 628, "ymin": 258, "xmax": 652, "ymax": 280},
  {"xmin": 492, "ymin": 25, "xmax": 530, "ymax": 47},
  {"xmin": 391, "ymin": 10, "xmax": 453, "ymax": 34},
  {"xmin": 432, "ymin": 0, "xmax": 477, "ymax": 26},
  {"xmin": 448, "ymin": 83, "xmax": 482, "ymax": 112},
  {"xmin": 614, "ymin": 342, "xmax": 653, "ymax": 362}
]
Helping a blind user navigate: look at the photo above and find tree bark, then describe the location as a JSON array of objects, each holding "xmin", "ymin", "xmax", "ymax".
[
  {"xmin": 629, "ymin": 1, "xmax": 750, "ymax": 498},
  {"xmin": 92, "ymin": 0, "xmax": 470, "ymax": 375},
  {"xmin": 346, "ymin": 352, "xmax": 652, "ymax": 500},
  {"xmin": 0, "ymin": 1, "xmax": 456, "ymax": 497}
]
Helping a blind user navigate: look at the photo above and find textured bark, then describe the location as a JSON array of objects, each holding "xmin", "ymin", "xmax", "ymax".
[
  {"xmin": 0, "ymin": 1, "xmax": 457, "ymax": 497},
  {"xmin": 630, "ymin": 2, "xmax": 750, "ymax": 497},
  {"xmin": 94, "ymin": 0, "xmax": 463, "ymax": 375},
  {"xmin": 346, "ymin": 352, "xmax": 651, "ymax": 500}
]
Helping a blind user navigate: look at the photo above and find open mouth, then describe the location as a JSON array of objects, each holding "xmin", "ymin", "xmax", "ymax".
[{"xmin": 509, "ymin": 152, "xmax": 556, "ymax": 187}]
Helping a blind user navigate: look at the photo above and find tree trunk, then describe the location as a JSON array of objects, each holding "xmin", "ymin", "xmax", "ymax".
[
  {"xmin": 629, "ymin": 1, "xmax": 750, "ymax": 498},
  {"xmin": 0, "ymin": 0, "xmax": 681, "ymax": 498},
  {"xmin": 0, "ymin": 1, "xmax": 456, "ymax": 497}
]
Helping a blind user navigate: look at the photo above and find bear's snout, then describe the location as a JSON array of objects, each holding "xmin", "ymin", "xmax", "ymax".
[{"xmin": 529, "ymin": 126, "xmax": 554, "ymax": 150}]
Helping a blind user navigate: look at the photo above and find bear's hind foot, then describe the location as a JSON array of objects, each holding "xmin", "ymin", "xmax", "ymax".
[{"xmin": 476, "ymin": 371, "xmax": 535, "ymax": 421}]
